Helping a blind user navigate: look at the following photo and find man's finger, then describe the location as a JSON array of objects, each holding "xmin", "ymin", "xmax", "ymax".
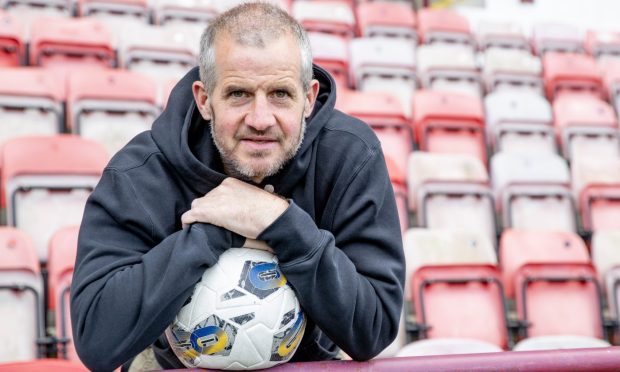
[{"xmin": 181, "ymin": 210, "xmax": 195, "ymax": 226}]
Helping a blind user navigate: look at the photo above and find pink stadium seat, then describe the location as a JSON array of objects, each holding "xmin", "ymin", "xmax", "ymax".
[
  {"xmin": 491, "ymin": 152, "xmax": 575, "ymax": 232},
  {"xmin": 0, "ymin": 227, "xmax": 44, "ymax": 362},
  {"xmin": 0, "ymin": 359, "xmax": 88, "ymax": 372},
  {"xmin": 47, "ymin": 226, "xmax": 79, "ymax": 362},
  {"xmin": 0, "ymin": 67, "xmax": 66, "ymax": 145},
  {"xmin": 585, "ymin": 29, "xmax": 620, "ymax": 61},
  {"xmin": 542, "ymin": 52, "xmax": 604, "ymax": 101},
  {"xmin": 499, "ymin": 229, "xmax": 589, "ymax": 299},
  {"xmin": 152, "ymin": 0, "xmax": 218, "ymax": 27},
  {"xmin": 531, "ymin": 23, "xmax": 584, "ymax": 56},
  {"xmin": 476, "ymin": 21, "xmax": 529, "ymax": 51},
  {"xmin": 355, "ymin": 2, "xmax": 417, "ymax": 41},
  {"xmin": 0, "ymin": 135, "xmax": 109, "ymax": 262},
  {"xmin": 66, "ymin": 69, "xmax": 159, "ymax": 154},
  {"xmin": 412, "ymin": 90, "xmax": 487, "ymax": 166},
  {"xmin": 0, "ymin": 10, "xmax": 24, "ymax": 67},
  {"xmin": 410, "ymin": 264, "xmax": 510, "ymax": 349},
  {"xmin": 416, "ymin": 8, "xmax": 474, "ymax": 47},
  {"xmin": 29, "ymin": 17, "xmax": 116, "ymax": 71},
  {"xmin": 572, "ymin": 157, "xmax": 620, "ymax": 233},
  {"xmin": 308, "ymin": 32, "xmax": 349, "ymax": 88},
  {"xmin": 552, "ymin": 93, "xmax": 618, "ymax": 162},
  {"xmin": 292, "ymin": 0, "xmax": 355, "ymax": 39},
  {"xmin": 484, "ymin": 91, "xmax": 554, "ymax": 154},
  {"xmin": 406, "ymin": 152, "xmax": 496, "ymax": 245},
  {"xmin": 514, "ymin": 263, "xmax": 606, "ymax": 340}
]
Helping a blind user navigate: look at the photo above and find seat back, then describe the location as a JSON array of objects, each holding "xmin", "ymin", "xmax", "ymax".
[
  {"xmin": 355, "ymin": 2, "xmax": 416, "ymax": 41},
  {"xmin": 543, "ymin": 52, "xmax": 604, "ymax": 101},
  {"xmin": 292, "ymin": 1, "xmax": 355, "ymax": 39},
  {"xmin": 0, "ymin": 10, "xmax": 25, "ymax": 67},
  {"xmin": 416, "ymin": 8, "xmax": 474, "ymax": 47},
  {"xmin": 532, "ymin": 23, "xmax": 584, "ymax": 56}
]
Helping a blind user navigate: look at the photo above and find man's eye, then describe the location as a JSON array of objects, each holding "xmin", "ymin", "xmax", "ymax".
[
  {"xmin": 229, "ymin": 91, "xmax": 246, "ymax": 98},
  {"xmin": 273, "ymin": 90, "xmax": 289, "ymax": 99}
]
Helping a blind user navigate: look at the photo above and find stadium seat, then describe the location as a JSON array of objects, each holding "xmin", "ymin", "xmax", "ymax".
[
  {"xmin": 412, "ymin": 90, "xmax": 487, "ymax": 166},
  {"xmin": 513, "ymin": 335, "xmax": 611, "ymax": 351},
  {"xmin": 416, "ymin": 8, "xmax": 474, "ymax": 47},
  {"xmin": 118, "ymin": 23, "xmax": 199, "ymax": 85},
  {"xmin": 66, "ymin": 69, "xmax": 160, "ymax": 155},
  {"xmin": 355, "ymin": 2, "xmax": 417, "ymax": 41},
  {"xmin": 336, "ymin": 88, "xmax": 412, "ymax": 184},
  {"xmin": 348, "ymin": 37, "xmax": 417, "ymax": 115},
  {"xmin": 0, "ymin": 227, "xmax": 45, "ymax": 362},
  {"xmin": 571, "ymin": 157, "xmax": 620, "ymax": 233},
  {"xmin": 75, "ymin": 0, "xmax": 151, "ymax": 30},
  {"xmin": 499, "ymin": 229, "xmax": 589, "ymax": 299},
  {"xmin": 476, "ymin": 20, "xmax": 529, "ymax": 51},
  {"xmin": 585, "ymin": 30, "xmax": 620, "ymax": 61},
  {"xmin": 410, "ymin": 264, "xmax": 511, "ymax": 349},
  {"xmin": 406, "ymin": 152, "xmax": 496, "ymax": 245},
  {"xmin": 552, "ymin": 93, "xmax": 619, "ymax": 162},
  {"xmin": 542, "ymin": 52, "xmax": 604, "ymax": 101},
  {"xmin": 591, "ymin": 231, "xmax": 620, "ymax": 326},
  {"xmin": 403, "ymin": 228, "xmax": 497, "ymax": 302},
  {"xmin": 0, "ymin": 359, "xmax": 88, "ymax": 372},
  {"xmin": 308, "ymin": 32, "xmax": 349, "ymax": 88},
  {"xmin": 0, "ymin": 135, "xmax": 109, "ymax": 262},
  {"xmin": 3, "ymin": 0, "xmax": 72, "ymax": 20},
  {"xmin": 416, "ymin": 43, "xmax": 482, "ymax": 97},
  {"xmin": 514, "ymin": 263, "xmax": 606, "ymax": 340},
  {"xmin": 396, "ymin": 338, "xmax": 503, "ymax": 357},
  {"xmin": 484, "ymin": 90, "xmax": 554, "ymax": 154},
  {"xmin": 483, "ymin": 48, "xmax": 543, "ymax": 95},
  {"xmin": 47, "ymin": 226, "xmax": 79, "ymax": 362},
  {"xmin": 0, "ymin": 67, "xmax": 65, "ymax": 146},
  {"xmin": 152, "ymin": 0, "xmax": 218, "ymax": 28},
  {"xmin": 29, "ymin": 17, "xmax": 116, "ymax": 71},
  {"xmin": 0, "ymin": 10, "xmax": 24, "ymax": 67},
  {"xmin": 491, "ymin": 152, "xmax": 575, "ymax": 232},
  {"xmin": 292, "ymin": 1, "xmax": 355, "ymax": 39},
  {"xmin": 531, "ymin": 23, "xmax": 585, "ymax": 55}
]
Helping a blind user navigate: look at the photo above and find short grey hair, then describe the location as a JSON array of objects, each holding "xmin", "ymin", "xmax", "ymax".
[{"xmin": 199, "ymin": 2, "xmax": 313, "ymax": 94}]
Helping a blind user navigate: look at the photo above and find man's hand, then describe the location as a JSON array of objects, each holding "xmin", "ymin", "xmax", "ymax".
[{"xmin": 181, "ymin": 178, "xmax": 289, "ymax": 239}]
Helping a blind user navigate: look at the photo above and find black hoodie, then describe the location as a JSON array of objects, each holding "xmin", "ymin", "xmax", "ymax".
[{"xmin": 70, "ymin": 65, "xmax": 405, "ymax": 371}]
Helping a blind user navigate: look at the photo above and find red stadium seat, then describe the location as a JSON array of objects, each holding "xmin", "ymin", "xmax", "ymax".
[
  {"xmin": 410, "ymin": 264, "xmax": 510, "ymax": 349},
  {"xmin": 483, "ymin": 48, "xmax": 543, "ymax": 95},
  {"xmin": 0, "ymin": 359, "xmax": 88, "ymax": 372},
  {"xmin": 0, "ymin": 227, "xmax": 45, "ymax": 362},
  {"xmin": 514, "ymin": 263, "xmax": 606, "ymax": 340},
  {"xmin": 355, "ymin": 2, "xmax": 417, "ymax": 41},
  {"xmin": 484, "ymin": 91, "xmax": 554, "ymax": 154},
  {"xmin": 476, "ymin": 20, "xmax": 529, "ymax": 51},
  {"xmin": 585, "ymin": 29, "xmax": 620, "ymax": 61},
  {"xmin": 0, "ymin": 67, "xmax": 66, "ymax": 146},
  {"xmin": 29, "ymin": 17, "xmax": 115, "ymax": 71},
  {"xmin": 499, "ymin": 229, "xmax": 589, "ymax": 299},
  {"xmin": 308, "ymin": 32, "xmax": 349, "ymax": 88},
  {"xmin": 542, "ymin": 52, "xmax": 604, "ymax": 101},
  {"xmin": 531, "ymin": 23, "xmax": 584, "ymax": 56},
  {"xmin": 118, "ymin": 23, "xmax": 199, "ymax": 85},
  {"xmin": 47, "ymin": 226, "xmax": 79, "ymax": 362},
  {"xmin": 412, "ymin": 90, "xmax": 487, "ymax": 166},
  {"xmin": 66, "ymin": 69, "xmax": 160, "ymax": 154},
  {"xmin": 406, "ymin": 152, "xmax": 496, "ymax": 245},
  {"xmin": 292, "ymin": 1, "xmax": 355, "ymax": 39},
  {"xmin": 0, "ymin": 10, "xmax": 24, "ymax": 67},
  {"xmin": 552, "ymin": 93, "xmax": 618, "ymax": 162},
  {"xmin": 572, "ymin": 157, "xmax": 620, "ymax": 233},
  {"xmin": 491, "ymin": 152, "xmax": 575, "ymax": 232},
  {"xmin": 416, "ymin": 8, "xmax": 474, "ymax": 47},
  {"xmin": 0, "ymin": 135, "xmax": 109, "ymax": 262}
]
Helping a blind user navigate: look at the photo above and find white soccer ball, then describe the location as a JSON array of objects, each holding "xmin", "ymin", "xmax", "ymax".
[{"xmin": 165, "ymin": 247, "xmax": 306, "ymax": 370}]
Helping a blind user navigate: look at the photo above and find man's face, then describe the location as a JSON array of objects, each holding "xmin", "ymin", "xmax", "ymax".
[{"xmin": 193, "ymin": 33, "xmax": 319, "ymax": 183}]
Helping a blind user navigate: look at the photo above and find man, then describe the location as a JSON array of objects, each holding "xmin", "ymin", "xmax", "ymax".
[{"xmin": 71, "ymin": 3, "xmax": 405, "ymax": 371}]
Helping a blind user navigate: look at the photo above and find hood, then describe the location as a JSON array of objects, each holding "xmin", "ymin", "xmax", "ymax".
[{"xmin": 151, "ymin": 65, "xmax": 337, "ymax": 196}]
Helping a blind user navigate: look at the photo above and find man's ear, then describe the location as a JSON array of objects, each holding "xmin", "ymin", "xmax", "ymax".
[
  {"xmin": 192, "ymin": 81, "xmax": 211, "ymax": 121},
  {"xmin": 304, "ymin": 79, "xmax": 320, "ymax": 118}
]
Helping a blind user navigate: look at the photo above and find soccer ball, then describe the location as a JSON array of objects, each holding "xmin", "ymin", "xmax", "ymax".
[{"xmin": 165, "ymin": 247, "xmax": 306, "ymax": 370}]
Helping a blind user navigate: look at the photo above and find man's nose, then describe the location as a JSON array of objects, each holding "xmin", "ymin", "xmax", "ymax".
[{"xmin": 245, "ymin": 94, "xmax": 275, "ymax": 131}]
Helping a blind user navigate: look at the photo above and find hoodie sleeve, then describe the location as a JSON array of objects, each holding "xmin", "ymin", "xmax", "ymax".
[
  {"xmin": 257, "ymin": 147, "xmax": 405, "ymax": 361},
  {"xmin": 70, "ymin": 168, "xmax": 243, "ymax": 372}
]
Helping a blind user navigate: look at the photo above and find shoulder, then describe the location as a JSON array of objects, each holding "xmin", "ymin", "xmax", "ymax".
[
  {"xmin": 105, "ymin": 131, "xmax": 163, "ymax": 174},
  {"xmin": 318, "ymin": 109, "xmax": 382, "ymax": 158}
]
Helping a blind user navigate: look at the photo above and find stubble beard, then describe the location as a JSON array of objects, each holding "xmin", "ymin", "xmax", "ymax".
[{"xmin": 210, "ymin": 108, "xmax": 307, "ymax": 183}]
